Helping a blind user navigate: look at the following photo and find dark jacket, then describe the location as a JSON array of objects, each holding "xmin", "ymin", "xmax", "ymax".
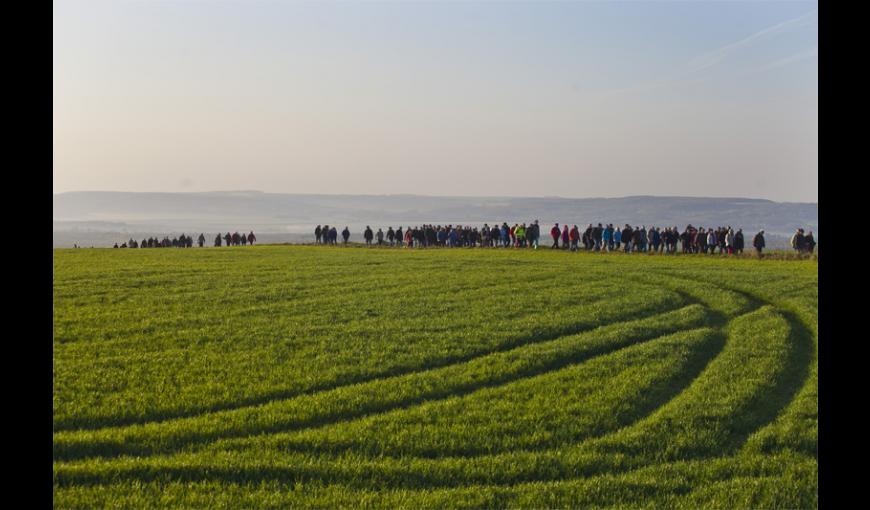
[{"xmin": 753, "ymin": 233, "xmax": 765, "ymax": 249}]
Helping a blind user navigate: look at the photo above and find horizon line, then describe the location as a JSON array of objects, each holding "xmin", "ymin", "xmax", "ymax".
[{"xmin": 52, "ymin": 190, "xmax": 817, "ymax": 205}]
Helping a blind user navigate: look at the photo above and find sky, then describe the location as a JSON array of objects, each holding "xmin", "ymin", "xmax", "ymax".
[{"xmin": 53, "ymin": 0, "xmax": 818, "ymax": 203}]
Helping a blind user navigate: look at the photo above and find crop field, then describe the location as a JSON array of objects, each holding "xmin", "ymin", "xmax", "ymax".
[{"xmin": 53, "ymin": 246, "xmax": 817, "ymax": 508}]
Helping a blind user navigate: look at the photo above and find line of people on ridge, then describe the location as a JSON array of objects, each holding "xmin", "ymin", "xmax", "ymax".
[
  {"xmin": 312, "ymin": 223, "xmax": 797, "ymax": 255},
  {"xmin": 314, "ymin": 220, "xmax": 816, "ymax": 254},
  {"xmin": 113, "ymin": 231, "xmax": 256, "ymax": 248}
]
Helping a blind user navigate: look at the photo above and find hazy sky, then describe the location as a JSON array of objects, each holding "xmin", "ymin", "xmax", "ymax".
[{"xmin": 53, "ymin": 0, "xmax": 818, "ymax": 202}]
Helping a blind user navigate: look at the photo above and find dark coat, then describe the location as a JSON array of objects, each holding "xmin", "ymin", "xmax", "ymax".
[{"xmin": 753, "ymin": 233, "xmax": 765, "ymax": 249}]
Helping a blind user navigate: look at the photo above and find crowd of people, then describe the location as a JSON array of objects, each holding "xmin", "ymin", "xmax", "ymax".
[
  {"xmin": 113, "ymin": 231, "xmax": 256, "ymax": 249},
  {"xmin": 107, "ymin": 223, "xmax": 816, "ymax": 256},
  {"xmin": 313, "ymin": 223, "xmax": 816, "ymax": 256}
]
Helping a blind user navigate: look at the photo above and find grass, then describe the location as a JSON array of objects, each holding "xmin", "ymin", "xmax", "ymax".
[{"xmin": 53, "ymin": 245, "xmax": 817, "ymax": 508}]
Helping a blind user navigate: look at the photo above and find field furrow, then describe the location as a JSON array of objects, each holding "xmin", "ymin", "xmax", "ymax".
[{"xmin": 55, "ymin": 303, "xmax": 705, "ymax": 461}]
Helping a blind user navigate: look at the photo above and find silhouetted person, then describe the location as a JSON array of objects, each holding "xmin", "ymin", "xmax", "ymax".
[
  {"xmin": 342, "ymin": 227, "xmax": 350, "ymax": 244},
  {"xmin": 622, "ymin": 225, "xmax": 633, "ymax": 253},
  {"xmin": 215, "ymin": 234, "xmax": 222, "ymax": 247},
  {"xmin": 734, "ymin": 229, "xmax": 744, "ymax": 254},
  {"xmin": 248, "ymin": 231, "xmax": 256, "ymax": 245},
  {"xmin": 753, "ymin": 230, "xmax": 765, "ymax": 256}
]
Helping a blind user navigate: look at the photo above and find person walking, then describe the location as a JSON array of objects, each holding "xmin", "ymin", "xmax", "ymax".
[
  {"xmin": 248, "ymin": 231, "xmax": 256, "ymax": 245},
  {"xmin": 753, "ymin": 230, "xmax": 765, "ymax": 257},
  {"xmin": 550, "ymin": 223, "xmax": 560, "ymax": 249},
  {"xmin": 791, "ymin": 228, "xmax": 807, "ymax": 253},
  {"xmin": 342, "ymin": 227, "xmax": 351, "ymax": 245},
  {"xmin": 593, "ymin": 223, "xmax": 603, "ymax": 251},
  {"xmin": 725, "ymin": 228, "xmax": 734, "ymax": 255},
  {"xmin": 569, "ymin": 225, "xmax": 580, "ymax": 251},
  {"xmin": 622, "ymin": 224, "xmax": 633, "ymax": 253},
  {"xmin": 651, "ymin": 227, "xmax": 661, "ymax": 254},
  {"xmin": 806, "ymin": 231, "xmax": 816, "ymax": 254},
  {"xmin": 529, "ymin": 220, "xmax": 540, "ymax": 249},
  {"xmin": 707, "ymin": 229, "xmax": 717, "ymax": 255},
  {"xmin": 631, "ymin": 227, "xmax": 643, "ymax": 253},
  {"xmin": 697, "ymin": 228, "xmax": 706, "ymax": 254},
  {"xmin": 515, "ymin": 223, "xmax": 526, "ymax": 248},
  {"xmin": 734, "ymin": 229, "xmax": 744, "ymax": 255}
]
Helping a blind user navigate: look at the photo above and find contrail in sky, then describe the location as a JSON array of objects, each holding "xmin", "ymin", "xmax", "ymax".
[{"xmin": 687, "ymin": 10, "xmax": 817, "ymax": 73}]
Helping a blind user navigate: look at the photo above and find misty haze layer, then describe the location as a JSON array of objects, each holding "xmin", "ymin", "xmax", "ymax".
[{"xmin": 53, "ymin": 191, "xmax": 817, "ymax": 248}]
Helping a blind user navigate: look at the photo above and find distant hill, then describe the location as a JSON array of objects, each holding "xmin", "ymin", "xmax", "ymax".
[{"xmin": 53, "ymin": 191, "xmax": 817, "ymax": 247}]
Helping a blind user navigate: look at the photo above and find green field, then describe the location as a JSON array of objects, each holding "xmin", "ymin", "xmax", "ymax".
[{"xmin": 53, "ymin": 246, "xmax": 818, "ymax": 508}]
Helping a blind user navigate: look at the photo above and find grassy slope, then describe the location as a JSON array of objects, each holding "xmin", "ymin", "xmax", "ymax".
[{"xmin": 53, "ymin": 246, "xmax": 817, "ymax": 508}]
